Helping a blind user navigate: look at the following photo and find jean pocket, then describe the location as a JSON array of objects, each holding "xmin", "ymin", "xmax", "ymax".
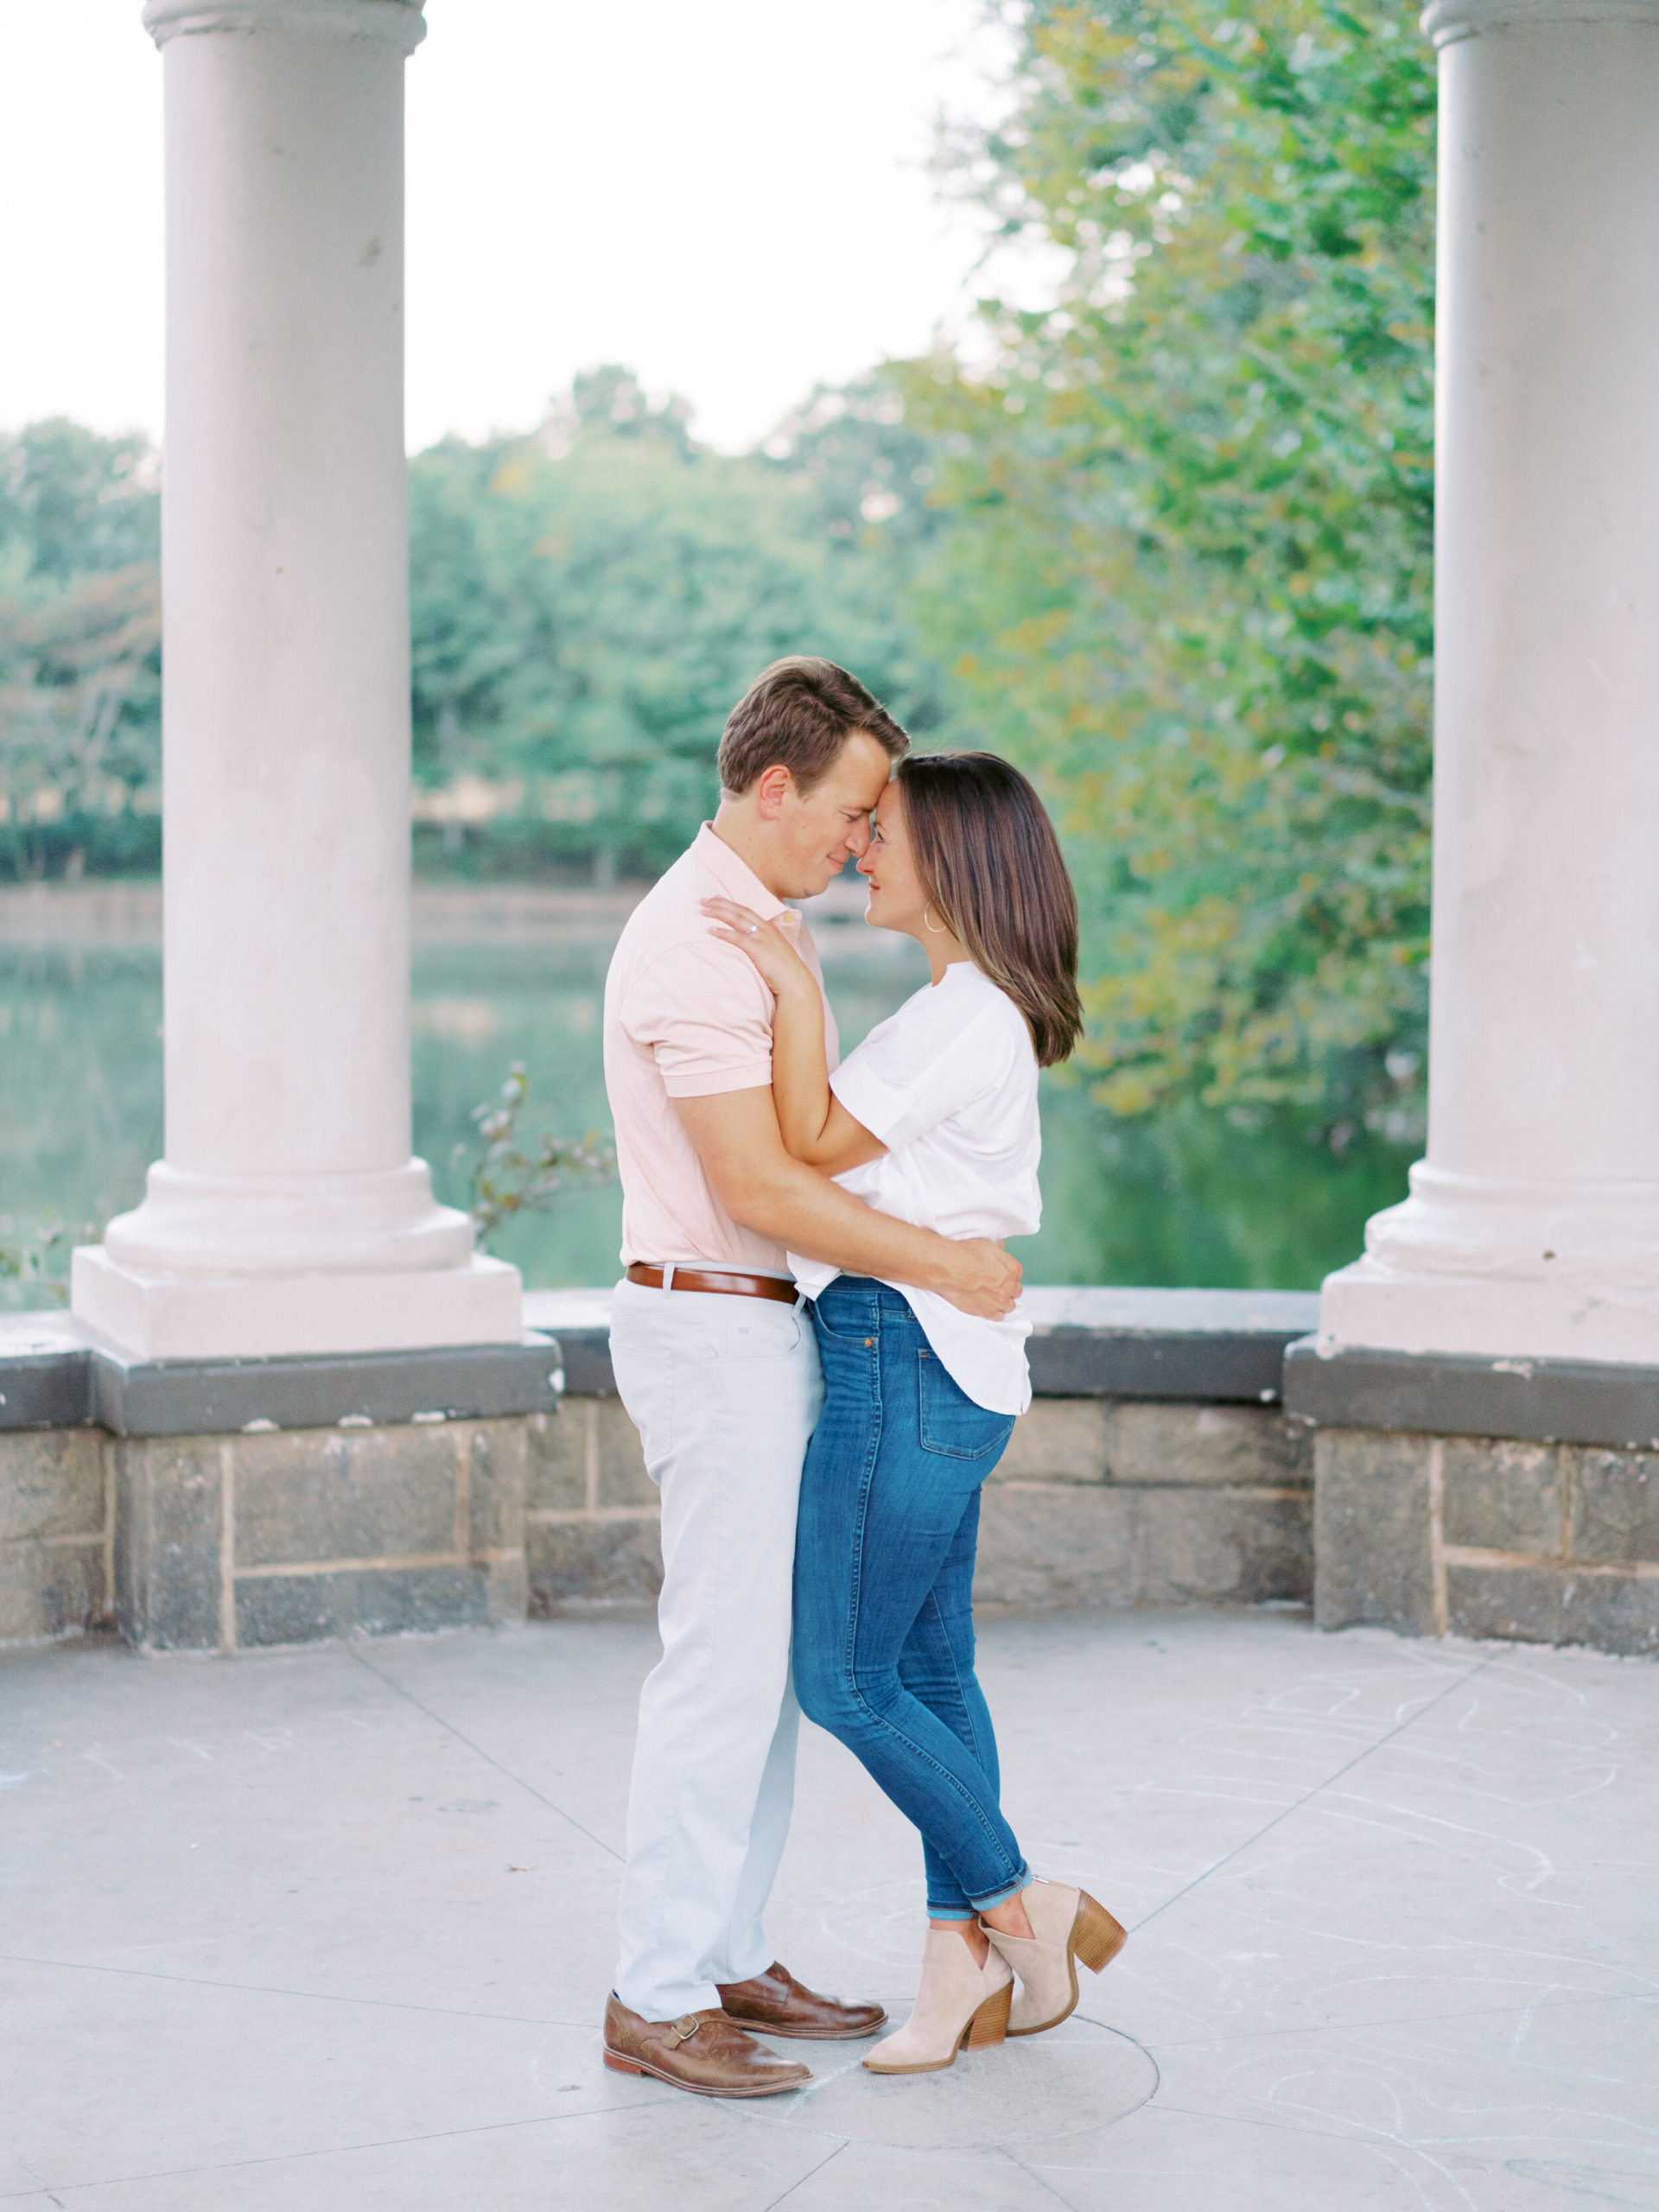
[
  {"xmin": 916, "ymin": 1348, "xmax": 1016, "ymax": 1461},
  {"xmin": 810, "ymin": 1292, "xmax": 876, "ymax": 1345}
]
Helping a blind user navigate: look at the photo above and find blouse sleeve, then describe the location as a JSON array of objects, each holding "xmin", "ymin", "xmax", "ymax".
[{"xmin": 830, "ymin": 998, "xmax": 1014, "ymax": 1152}]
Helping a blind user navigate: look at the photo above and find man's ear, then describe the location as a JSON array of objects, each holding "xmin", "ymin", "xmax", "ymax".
[{"xmin": 753, "ymin": 763, "xmax": 796, "ymax": 819}]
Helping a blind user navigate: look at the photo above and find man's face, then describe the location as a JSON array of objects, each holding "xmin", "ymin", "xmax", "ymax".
[{"xmin": 766, "ymin": 731, "xmax": 893, "ymax": 899}]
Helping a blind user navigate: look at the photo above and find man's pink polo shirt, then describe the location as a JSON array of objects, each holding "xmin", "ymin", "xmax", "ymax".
[{"xmin": 603, "ymin": 823, "xmax": 839, "ymax": 1274}]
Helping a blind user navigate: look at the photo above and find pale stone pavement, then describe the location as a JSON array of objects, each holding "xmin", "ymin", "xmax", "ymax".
[{"xmin": 2, "ymin": 1608, "xmax": 1656, "ymax": 2210}]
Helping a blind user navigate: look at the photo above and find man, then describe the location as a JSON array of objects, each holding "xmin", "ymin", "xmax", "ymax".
[{"xmin": 600, "ymin": 657, "xmax": 1024, "ymax": 2098}]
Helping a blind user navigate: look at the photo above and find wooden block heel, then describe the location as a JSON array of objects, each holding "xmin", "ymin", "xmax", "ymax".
[
  {"xmin": 963, "ymin": 1980, "xmax": 1013, "ymax": 2049},
  {"xmin": 602, "ymin": 2051, "xmax": 644, "ymax": 2075},
  {"xmin": 1072, "ymin": 1891, "xmax": 1128, "ymax": 1975},
  {"xmin": 982, "ymin": 1879, "xmax": 1129, "ymax": 2037}
]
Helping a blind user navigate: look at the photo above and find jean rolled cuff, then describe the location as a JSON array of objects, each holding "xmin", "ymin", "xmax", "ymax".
[
  {"xmin": 968, "ymin": 1866, "xmax": 1031, "ymax": 1916},
  {"xmin": 925, "ymin": 1903, "xmax": 977, "ymax": 1922}
]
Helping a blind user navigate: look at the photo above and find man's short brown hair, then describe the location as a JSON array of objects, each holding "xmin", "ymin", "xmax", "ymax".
[{"xmin": 717, "ymin": 657, "xmax": 909, "ymax": 797}]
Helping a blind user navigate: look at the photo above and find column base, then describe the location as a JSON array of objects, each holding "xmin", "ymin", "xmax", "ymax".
[
  {"xmin": 72, "ymin": 1245, "xmax": 523, "ymax": 1361},
  {"xmin": 1319, "ymin": 1253, "xmax": 1659, "ymax": 1365},
  {"xmin": 1320, "ymin": 1162, "xmax": 1659, "ymax": 1363}
]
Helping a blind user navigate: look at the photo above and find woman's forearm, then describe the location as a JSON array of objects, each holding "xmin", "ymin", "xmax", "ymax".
[
  {"xmin": 770, "ymin": 978, "xmax": 836, "ymax": 1160},
  {"xmin": 696, "ymin": 893, "xmax": 880, "ymax": 1170}
]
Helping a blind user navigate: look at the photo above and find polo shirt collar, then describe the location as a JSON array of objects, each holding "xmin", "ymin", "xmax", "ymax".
[{"xmin": 694, "ymin": 822, "xmax": 801, "ymax": 930}]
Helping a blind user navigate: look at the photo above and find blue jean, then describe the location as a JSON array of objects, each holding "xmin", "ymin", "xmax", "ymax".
[{"xmin": 792, "ymin": 1278, "xmax": 1031, "ymax": 1919}]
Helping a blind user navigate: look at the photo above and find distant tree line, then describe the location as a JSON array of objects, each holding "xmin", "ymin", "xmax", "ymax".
[
  {"xmin": 0, "ymin": 418, "xmax": 162, "ymax": 880},
  {"xmin": 406, "ymin": 363, "xmax": 948, "ymax": 881},
  {"xmin": 0, "ymin": 369, "xmax": 944, "ymax": 889},
  {"xmin": 0, "ymin": 0, "xmax": 1433, "ymax": 1138}
]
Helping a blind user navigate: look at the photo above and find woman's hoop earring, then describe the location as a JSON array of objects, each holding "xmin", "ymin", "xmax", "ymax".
[{"xmin": 923, "ymin": 901, "xmax": 949, "ymax": 936}]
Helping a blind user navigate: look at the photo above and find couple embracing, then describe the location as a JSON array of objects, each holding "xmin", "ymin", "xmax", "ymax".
[{"xmin": 599, "ymin": 657, "xmax": 1125, "ymax": 2096}]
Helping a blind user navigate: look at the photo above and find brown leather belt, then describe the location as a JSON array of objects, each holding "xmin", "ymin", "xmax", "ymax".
[{"xmin": 626, "ymin": 1262, "xmax": 799, "ymax": 1306}]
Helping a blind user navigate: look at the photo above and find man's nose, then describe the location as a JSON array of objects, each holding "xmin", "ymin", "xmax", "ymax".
[{"xmin": 845, "ymin": 817, "xmax": 873, "ymax": 859}]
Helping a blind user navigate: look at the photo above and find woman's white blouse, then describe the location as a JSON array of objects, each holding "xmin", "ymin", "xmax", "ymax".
[{"xmin": 789, "ymin": 961, "xmax": 1040, "ymax": 1415}]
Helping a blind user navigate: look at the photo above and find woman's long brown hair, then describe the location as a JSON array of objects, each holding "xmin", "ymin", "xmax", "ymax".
[{"xmin": 895, "ymin": 751, "xmax": 1084, "ymax": 1068}]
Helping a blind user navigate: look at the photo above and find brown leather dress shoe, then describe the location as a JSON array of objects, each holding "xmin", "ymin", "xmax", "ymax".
[
  {"xmin": 715, "ymin": 1960, "xmax": 887, "ymax": 2041},
  {"xmin": 602, "ymin": 1993, "xmax": 811, "ymax": 2099}
]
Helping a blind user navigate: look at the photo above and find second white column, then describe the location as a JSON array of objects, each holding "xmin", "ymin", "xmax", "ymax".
[{"xmin": 1321, "ymin": 0, "xmax": 1659, "ymax": 1366}]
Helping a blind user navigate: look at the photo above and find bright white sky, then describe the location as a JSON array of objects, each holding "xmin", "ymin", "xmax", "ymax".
[{"xmin": 1, "ymin": 0, "xmax": 1019, "ymax": 455}]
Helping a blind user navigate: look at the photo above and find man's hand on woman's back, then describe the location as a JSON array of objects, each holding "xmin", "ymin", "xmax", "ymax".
[
  {"xmin": 672, "ymin": 1088, "xmax": 1022, "ymax": 1317},
  {"xmin": 932, "ymin": 1237, "xmax": 1023, "ymax": 1320}
]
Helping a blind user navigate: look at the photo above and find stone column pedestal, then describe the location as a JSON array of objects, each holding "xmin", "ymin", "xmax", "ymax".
[
  {"xmin": 73, "ymin": 0, "xmax": 519, "ymax": 1360},
  {"xmin": 1319, "ymin": 0, "xmax": 1659, "ymax": 1367}
]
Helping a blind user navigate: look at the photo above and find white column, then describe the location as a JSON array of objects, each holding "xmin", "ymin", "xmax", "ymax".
[
  {"xmin": 1319, "ymin": 0, "xmax": 1659, "ymax": 1364},
  {"xmin": 73, "ymin": 0, "xmax": 520, "ymax": 1359}
]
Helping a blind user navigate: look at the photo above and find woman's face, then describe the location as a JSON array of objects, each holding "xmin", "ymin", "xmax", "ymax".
[{"xmin": 856, "ymin": 781, "xmax": 928, "ymax": 934}]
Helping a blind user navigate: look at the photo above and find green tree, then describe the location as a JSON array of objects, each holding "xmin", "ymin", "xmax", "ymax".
[
  {"xmin": 0, "ymin": 421, "xmax": 162, "ymax": 879},
  {"xmin": 408, "ymin": 367, "xmax": 921, "ymax": 880},
  {"xmin": 760, "ymin": 373, "xmax": 952, "ymax": 746},
  {"xmin": 907, "ymin": 0, "xmax": 1435, "ymax": 1135},
  {"xmin": 0, "ymin": 418, "xmax": 159, "ymax": 579}
]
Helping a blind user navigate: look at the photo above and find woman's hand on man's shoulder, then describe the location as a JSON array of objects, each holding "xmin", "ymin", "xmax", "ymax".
[{"xmin": 700, "ymin": 897, "xmax": 817, "ymax": 1002}]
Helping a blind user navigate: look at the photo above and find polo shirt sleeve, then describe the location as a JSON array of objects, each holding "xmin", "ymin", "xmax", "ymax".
[
  {"xmin": 621, "ymin": 938, "xmax": 776, "ymax": 1098},
  {"xmin": 830, "ymin": 999, "xmax": 1014, "ymax": 1152}
]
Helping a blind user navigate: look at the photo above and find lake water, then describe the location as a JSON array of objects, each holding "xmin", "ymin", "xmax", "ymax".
[{"xmin": 0, "ymin": 893, "xmax": 1414, "ymax": 1303}]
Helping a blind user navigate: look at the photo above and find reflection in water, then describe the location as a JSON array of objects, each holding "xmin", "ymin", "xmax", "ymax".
[{"xmin": 0, "ymin": 925, "xmax": 1414, "ymax": 1299}]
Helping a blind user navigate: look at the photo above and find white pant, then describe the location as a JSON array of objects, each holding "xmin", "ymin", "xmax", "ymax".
[{"xmin": 609, "ymin": 1275, "xmax": 824, "ymax": 2021}]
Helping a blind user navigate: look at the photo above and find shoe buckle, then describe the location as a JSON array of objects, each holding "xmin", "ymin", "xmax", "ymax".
[{"xmin": 667, "ymin": 2013, "xmax": 702, "ymax": 2044}]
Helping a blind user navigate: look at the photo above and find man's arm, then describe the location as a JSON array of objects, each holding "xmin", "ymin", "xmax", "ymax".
[{"xmin": 672, "ymin": 1088, "xmax": 1022, "ymax": 1320}]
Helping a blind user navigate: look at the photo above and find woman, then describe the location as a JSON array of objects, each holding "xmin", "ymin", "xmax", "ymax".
[{"xmin": 702, "ymin": 750, "xmax": 1126, "ymax": 2077}]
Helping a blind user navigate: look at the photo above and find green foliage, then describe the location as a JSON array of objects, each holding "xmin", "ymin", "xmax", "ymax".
[
  {"xmin": 0, "ymin": 1219, "xmax": 79, "ymax": 1308},
  {"xmin": 0, "ymin": 422, "xmax": 162, "ymax": 880},
  {"xmin": 0, "ymin": 378, "xmax": 934, "ymax": 888},
  {"xmin": 760, "ymin": 374, "xmax": 952, "ymax": 745},
  {"xmin": 457, "ymin": 1062, "xmax": 616, "ymax": 1247},
  {"xmin": 904, "ymin": 0, "xmax": 1435, "ymax": 1130},
  {"xmin": 408, "ymin": 366, "xmax": 930, "ymax": 879},
  {"xmin": 0, "ymin": 419, "xmax": 159, "ymax": 580}
]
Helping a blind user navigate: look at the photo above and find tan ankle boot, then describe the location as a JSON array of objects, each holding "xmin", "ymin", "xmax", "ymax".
[
  {"xmin": 981, "ymin": 1880, "xmax": 1127, "ymax": 2036},
  {"xmin": 861, "ymin": 1926, "xmax": 1014, "ymax": 2075}
]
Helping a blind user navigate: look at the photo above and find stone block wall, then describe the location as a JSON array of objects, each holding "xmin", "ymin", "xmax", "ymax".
[
  {"xmin": 977, "ymin": 1399, "xmax": 1313, "ymax": 1611},
  {"xmin": 524, "ymin": 1393, "xmax": 1313, "ymax": 1617},
  {"xmin": 1316, "ymin": 1428, "xmax": 1659, "ymax": 1656},
  {"xmin": 0, "ymin": 1429, "xmax": 111, "ymax": 1644},
  {"xmin": 0, "ymin": 1289, "xmax": 1324, "ymax": 1651},
  {"xmin": 525, "ymin": 1402, "xmax": 665, "ymax": 1611},
  {"xmin": 13, "ymin": 1290, "xmax": 1659, "ymax": 1656},
  {"xmin": 0, "ymin": 1418, "xmax": 531, "ymax": 1652}
]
